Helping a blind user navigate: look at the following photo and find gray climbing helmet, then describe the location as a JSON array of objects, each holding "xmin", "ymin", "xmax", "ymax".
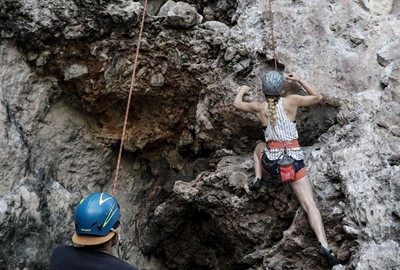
[{"xmin": 262, "ymin": 71, "xmax": 284, "ymax": 96}]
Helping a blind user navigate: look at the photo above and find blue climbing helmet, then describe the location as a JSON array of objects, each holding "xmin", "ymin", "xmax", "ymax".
[
  {"xmin": 262, "ymin": 71, "xmax": 284, "ymax": 96},
  {"xmin": 72, "ymin": 192, "xmax": 120, "ymax": 245}
]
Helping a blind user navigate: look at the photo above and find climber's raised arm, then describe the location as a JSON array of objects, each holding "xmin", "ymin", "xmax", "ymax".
[
  {"xmin": 285, "ymin": 72, "xmax": 322, "ymax": 107},
  {"xmin": 233, "ymin": 85, "xmax": 262, "ymax": 113}
]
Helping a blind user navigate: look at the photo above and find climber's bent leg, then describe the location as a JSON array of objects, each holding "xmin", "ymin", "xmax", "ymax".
[
  {"xmin": 248, "ymin": 142, "xmax": 267, "ymax": 190},
  {"xmin": 253, "ymin": 142, "xmax": 266, "ymax": 180}
]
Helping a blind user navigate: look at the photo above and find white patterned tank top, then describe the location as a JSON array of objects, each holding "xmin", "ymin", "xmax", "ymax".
[{"xmin": 263, "ymin": 98, "xmax": 305, "ymax": 160}]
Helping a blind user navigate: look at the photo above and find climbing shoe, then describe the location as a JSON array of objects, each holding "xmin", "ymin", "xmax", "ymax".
[
  {"xmin": 318, "ymin": 242, "xmax": 341, "ymax": 266},
  {"xmin": 249, "ymin": 178, "xmax": 261, "ymax": 190}
]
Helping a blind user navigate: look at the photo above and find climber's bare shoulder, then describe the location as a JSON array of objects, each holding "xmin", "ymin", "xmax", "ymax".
[
  {"xmin": 234, "ymin": 101, "xmax": 264, "ymax": 114},
  {"xmin": 284, "ymin": 94, "xmax": 321, "ymax": 108}
]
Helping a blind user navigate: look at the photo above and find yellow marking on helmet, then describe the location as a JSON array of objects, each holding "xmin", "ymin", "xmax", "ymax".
[
  {"xmin": 99, "ymin": 193, "xmax": 112, "ymax": 205},
  {"xmin": 103, "ymin": 203, "xmax": 118, "ymax": 228}
]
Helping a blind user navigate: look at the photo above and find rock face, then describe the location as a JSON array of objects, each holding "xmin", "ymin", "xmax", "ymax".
[{"xmin": 0, "ymin": 0, "xmax": 399, "ymax": 269}]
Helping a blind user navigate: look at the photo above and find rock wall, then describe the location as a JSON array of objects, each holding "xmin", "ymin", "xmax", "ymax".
[{"xmin": 0, "ymin": 0, "xmax": 399, "ymax": 269}]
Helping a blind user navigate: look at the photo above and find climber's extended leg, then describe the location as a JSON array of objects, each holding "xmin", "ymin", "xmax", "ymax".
[
  {"xmin": 289, "ymin": 175, "xmax": 328, "ymax": 246},
  {"xmin": 290, "ymin": 176, "xmax": 341, "ymax": 266}
]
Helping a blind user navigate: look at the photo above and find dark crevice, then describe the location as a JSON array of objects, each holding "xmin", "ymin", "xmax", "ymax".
[
  {"xmin": 388, "ymin": 155, "xmax": 400, "ymax": 166},
  {"xmin": 147, "ymin": 209, "xmax": 254, "ymax": 270},
  {"xmin": 297, "ymin": 104, "xmax": 340, "ymax": 147},
  {"xmin": 265, "ymin": 59, "xmax": 286, "ymax": 72},
  {"xmin": 2, "ymin": 99, "xmax": 32, "ymax": 176},
  {"xmin": 186, "ymin": 0, "xmax": 238, "ymax": 27}
]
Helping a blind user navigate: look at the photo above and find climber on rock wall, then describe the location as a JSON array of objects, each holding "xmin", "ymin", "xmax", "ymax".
[
  {"xmin": 50, "ymin": 192, "xmax": 139, "ymax": 270},
  {"xmin": 233, "ymin": 71, "xmax": 341, "ymax": 266}
]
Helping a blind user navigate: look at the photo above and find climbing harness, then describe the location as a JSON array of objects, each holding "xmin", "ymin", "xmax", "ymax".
[
  {"xmin": 262, "ymin": 140, "xmax": 303, "ymax": 183},
  {"xmin": 112, "ymin": 0, "xmax": 148, "ymax": 196}
]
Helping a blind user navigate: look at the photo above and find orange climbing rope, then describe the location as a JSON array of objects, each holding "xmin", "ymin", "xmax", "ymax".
[
  {"xmin": 268, "ymin": 0, "xmax": 278, "ymax": 71},
  {"xmin": 112, "ymin": 0, "xmax": 148, "ymax": 196}
]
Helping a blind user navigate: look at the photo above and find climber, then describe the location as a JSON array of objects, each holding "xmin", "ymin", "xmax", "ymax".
[
  {"xmin": 233, "ymin": 71, "xmax": 341, "ymax": 266},
  {"xmin": 50, "ymin": 192, "xmax": 139, "ymax": 270}
]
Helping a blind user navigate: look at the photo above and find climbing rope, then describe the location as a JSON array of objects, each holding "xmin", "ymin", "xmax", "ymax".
[
  {"xmin": 112, "ymin": 0, "xmax": 148, "ymax": 196},
  {"xmin": 268, "ymin": 0, "xmax": 278, "ymax": 71}
]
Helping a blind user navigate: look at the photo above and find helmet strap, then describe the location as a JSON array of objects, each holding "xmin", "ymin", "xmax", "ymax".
[
  {"xmin": 110, "ymin": 228, "xmax": 122, "ymax": 258},
  {"xmin": 117, "ymin": 233, "xmax": 122, "ymax": 258}
]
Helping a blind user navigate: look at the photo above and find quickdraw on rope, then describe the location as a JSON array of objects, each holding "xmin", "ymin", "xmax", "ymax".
[
  {"xmin": 268, "ymin": 0, "xmax": 278, "ymax": 71},
  {"xmin": 112, "ymin": 0, "xmax": 148, "ymax": 196}
]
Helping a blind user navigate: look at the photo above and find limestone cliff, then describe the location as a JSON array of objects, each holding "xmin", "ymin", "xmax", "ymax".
[{"xmin": 1, "ymin": 0, "xmax": 399, "ymax": 269}]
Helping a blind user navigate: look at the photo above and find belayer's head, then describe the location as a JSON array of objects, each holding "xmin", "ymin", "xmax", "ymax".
[
  {"xmin": 261, "ymin": 71, "xmax": 284, "ymax": 96},
  {"xmin": 72, "ymin": 192, "xmax": 120, "ymax": 246}
]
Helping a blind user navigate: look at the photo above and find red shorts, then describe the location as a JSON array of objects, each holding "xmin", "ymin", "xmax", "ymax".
[{"xmin": 260, "ymin": 153, "xmax": 307, "ymax": 182}]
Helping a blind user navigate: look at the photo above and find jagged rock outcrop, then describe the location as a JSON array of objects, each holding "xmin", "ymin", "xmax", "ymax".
[{"xmin": 1, "ymin": 0, "xmax": 399, "ymax": 269}]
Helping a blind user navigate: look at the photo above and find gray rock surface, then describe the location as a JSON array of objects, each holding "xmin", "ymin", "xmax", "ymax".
[{"xmin": 1, "ymin": 0, "xmax": 400, "ymax": 269}]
